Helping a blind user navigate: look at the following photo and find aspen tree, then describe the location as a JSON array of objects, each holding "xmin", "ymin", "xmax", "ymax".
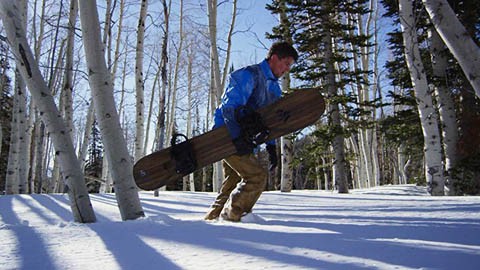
[
  {"xmin": 4, "ymin": 83, "xmax": 19, "ymax": 195},
  {"xmin": 111, "ymin": 0, "xmax": 125, "ymax": 84},
  {"xmin": 324, "ymin": 27, "xmax": 349, "ymax": 194},
  {"xmin": 274, "ymin": 0, "xmax": 295, "ymax": 192},
  {"xmin": 144, "ymin": 69, "xmax": 160, "ymax": 153},
  {"xmin": 134, "ymin": 0, "xmax": 148, "ymax": 162},
  {"xmin": 31, "ymin": 0, "xmax": 48, "ymax": 193},
  {"xmin": 5, "ymin": 0, "xmax": 28, "ymax": 194},
  {"xmin": 77, "ymin": 0, "xmax": 144, "ymax": 220},
  {"xmin": 166, "ymin": 0, "xmax": 183, "ymax": 144},
  {"xmin": 206, "ymin": 0, "xmax": 237, "ymax": 191},
  {"xmin": 154, "ymin": 0, "xmax": 169, "ymax": 153},
  {"xmin": 422, "ymin": 0, "xmax": 480, "ymax": 98},
  {"xmin": 428, "ymin": 28, "xmax": 459, "ymax": 195},
  {"xmin": 185, "ymin": 40, "xmax": 195, "ymax": 191},
  {"xmin": 62, "ymin": 0, "xmax": 78, "ymax": 145},
  {"xmin": 0, "ymin": 0, "xmax": 96, "ymax": 222},
  {"xmin": 399, "ymin": 0, "xmax": 445, "ymax": 195},
  {"xmin": 348, "ymin": 0, "xmax": 379, "ymax": 188},
  {"xmin": 206, "ymin": 0, "xmax": 222, "ymax": 192},
  {"xmin": 153, "ymin": 0, "xmax": 171, "ymax": 196}
]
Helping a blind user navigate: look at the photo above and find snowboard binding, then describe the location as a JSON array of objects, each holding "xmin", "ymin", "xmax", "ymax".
[
  {"xmin": 170, "ymin": 133, "xmax": 197, "ymax": 174},
  {"xmin": 235, "ymin": 106, "xmax": 270, "ymax": 146}
]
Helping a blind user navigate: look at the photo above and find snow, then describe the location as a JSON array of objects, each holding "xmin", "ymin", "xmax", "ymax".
[{"xmin": 1, "ymin": 185, "xmax": 479, "ymax": 270}]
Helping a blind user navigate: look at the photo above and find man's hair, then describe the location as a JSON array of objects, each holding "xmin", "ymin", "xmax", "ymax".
[{"xmin": 266, "ymin": 41, "xmax": 298, "ymax": 62}]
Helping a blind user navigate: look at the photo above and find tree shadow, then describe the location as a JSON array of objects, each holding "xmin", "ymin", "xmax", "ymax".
[
  {"xmin": 87, "ymin": 218, "xmax": 182, "ymax": 269},
  {"xmin": 0, "ymin": 195, "xmax": 57, "ymax": 270},
  {"xmin": 2, "ymin": 190, "xmax": 479, "ymax": 270}
]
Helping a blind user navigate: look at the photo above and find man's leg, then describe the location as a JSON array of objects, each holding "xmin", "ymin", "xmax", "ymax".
[
  {"xmin": 221, "ymin": 154, "xmax": 267, "ymax": 221},
  {"xmin": 204, "ymin": 160, "xmax": 241, "ymax": 220}
]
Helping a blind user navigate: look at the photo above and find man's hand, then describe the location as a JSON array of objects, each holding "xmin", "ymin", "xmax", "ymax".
[
  {"xmin": 233, "ymin": 137, "xmax": 255, "ymax": 155},
  {"xmin": 266, "ymin": 144, "xmax": 278, "ymax": 170}
]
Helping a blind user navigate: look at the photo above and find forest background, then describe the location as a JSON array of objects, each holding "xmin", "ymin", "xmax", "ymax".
[{"xmin": 0, "ymin": 0, "xmax": 479, "ymax": 223}]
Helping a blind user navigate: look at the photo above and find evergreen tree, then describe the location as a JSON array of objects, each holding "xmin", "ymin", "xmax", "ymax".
[
  {"xmin": 382, "ymin": 0, "xmax": 480, "ymax": 194},
  {"xmin": 268, "ymin": 0, "xmax": 372, "ymax": 192},
  {"xmin": 84, "ymin": 120, "xmax": 103, "ymax": 193}
]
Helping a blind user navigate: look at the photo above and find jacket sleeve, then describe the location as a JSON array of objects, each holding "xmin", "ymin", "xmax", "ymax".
[{"xmin": 221, "ymin": 70, "xmax": 255, "ymax": 139}]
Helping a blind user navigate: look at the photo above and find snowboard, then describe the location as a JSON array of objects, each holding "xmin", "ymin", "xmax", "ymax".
[{"xmin": 133, "ymin": 88, "xmax": 325, "ymax": 190}]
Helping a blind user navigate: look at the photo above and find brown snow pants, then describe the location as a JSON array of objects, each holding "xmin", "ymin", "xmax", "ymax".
[{"xmin": 204, "ymin": 153, "xmax": 267, "ymax": 221}]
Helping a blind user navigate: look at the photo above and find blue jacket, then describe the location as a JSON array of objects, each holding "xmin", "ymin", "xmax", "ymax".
[{"xmin": 213, "ymin": 59, "xmax": 281, "ymax": 146}]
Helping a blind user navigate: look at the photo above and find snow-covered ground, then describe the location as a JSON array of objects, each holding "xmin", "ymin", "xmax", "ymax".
[{"xmin": 1, "ymin": 185, "xmax": 479, "ymax": 270}]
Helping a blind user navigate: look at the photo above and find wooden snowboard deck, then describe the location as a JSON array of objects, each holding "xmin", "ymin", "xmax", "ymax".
[{"xmin": 133, "ymin": 88, "xmax": 325, "ymax": 190}]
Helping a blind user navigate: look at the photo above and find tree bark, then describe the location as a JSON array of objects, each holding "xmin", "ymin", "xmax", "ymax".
[
  {"xmin": 5, "ymin": 82, "xmax": 19, "ymax": 195},
  {"xmin": 134, "ymin": 0, "xmax": 148, "ymax": 162},
  {"xmin": 276, "ymin": 0, "xmax": 295, "ymax": 192},
  {"xmin": 14, "ymin": 0, "xmax": 28, "ymax": 194},
  {"xmin": 154, "ymin": 0, "xmax": 169, "ymax": 153},
  {"xmin": 111, "ymin": 0, "xmax": 125, "ymax": 84},
  {"xmin": 78, "ymin": 0, "xmax": 144, "ymax": 220},
  {"xmin": 0, "ymin": 0, "xmax": 96, "ymax": 222},
  {"xmin": 186, "ymin": 41, "xmax": 195, "ymax": 192},
  {"xmin": 323, "ymin": 23, "xmax": 349, "ymax": 193},
  {"xmin": 220, "ymin": 0, "xmax": 237, "ymax": 91},
  {"xmin": 206, "ymin": 0, "xmax": 225, "ymax": 192},
  {"xmin": 422, "ymin": 0, "xmax": 480, "ymax": 98},
  {"xmin": 62, "ymin": 0, "xmax": 78, "ymax": 143},
  {"xmin": 399, "ymin": 0, "xmax": 445, "ymax": 195},
  {"xmin": 428, "ymin": 28, "xmax": 459, "ymax": 195},
  {"xmin": 166, "ymin": 0, "xmax": 184, "ymax": 143}
]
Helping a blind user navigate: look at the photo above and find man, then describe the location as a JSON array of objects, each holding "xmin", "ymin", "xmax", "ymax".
[{"xmin": 205, "ymin": 41, "xmax": 298, "ymax": 221}]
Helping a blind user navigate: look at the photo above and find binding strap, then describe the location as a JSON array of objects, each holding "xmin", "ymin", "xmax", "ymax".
[
  {"xmin": 170, "ymin": 133, "xmax": 197, "ymax": 175},
  {"xmin": 235, "ymin": 106, "xmax": 270, "ymax": 146}
]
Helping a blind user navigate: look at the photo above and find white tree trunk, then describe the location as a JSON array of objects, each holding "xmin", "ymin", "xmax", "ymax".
[
  {"xmin": 207, "ymin": 0, "xmax": 225, "ymax": 193},
  {"xmin": 347, "ymin": 136, "xmax": 361, "ymax": 188},
  {"xmin": 153, "ymin": 0, "xmax": 171, "ymax": 196},
  {"xmin": 102, "ymin": 0, "xmax": 113, "ymax": 66},
  {"xmin": 220, "ymin": 0, "xmax": 237, "ymax": 90},
  {"xmin": 324, "ymin": 26, "xmax": 348, "ymax": 193},
  {"xmin": 79, "ymin": 102, "xmax": 95, "ymax": 170},
  {"xmin": 321, "ymin": 157, "xmax": 329, "ymax": 190},
  {"xmin": 166, "ymin": 0, "xmax": 184, "ymax": 143},
  {"xmin": 31, "ymin": 121, "xmax": 45, "ymax": 193},
  {"xmin": 154, "ymin": 0, "xmax": 169, "ymax": 154},
  {"xmin": 111, "ymin": 0, "xmax": 125, "ymax": 84},
  {"xmin": 13, "ymin": 0, "xmax": 28, "ymax": 194},
  {"xmin": 280, "ymin": 136, "xmax": 293, "ymax": 192},
  {"xmin": 428, "ymin": 28, "xmax": 459, "ymax": 195},
  {"xmin": 277, "ymin": 0, "xmax": 295, "ymax": 192},
  {"xmin": 422, "ymin": 0, "xmax": 480, "ymax": 98},
  {"xmin": 144, "ymin": 70, "xmax": 159, "ymax": 152},
  {"xmin": 186, "ymin": 42, "xmax": 195, "ymax": 192},
  {"xmin": 62, "ymin": 0, "xmax": 78, "ymax": 143},
  {"xmin": 397, "ymin": 143, "xmax": 408, "ymax": 184},
  {"xmin": 134, "ymin": 0, "xmax": 148, "ymax": 162},
  {"xmin": 0, "ymin": 0, "xmax": 96, "ymax": 222},
  {"xmin": 16, "ymin": 71, "xmax": 28, "ymax": 194},
  {"xmin": 100, "ymin": 154, "xmax": 112, "ymax": 193},
  {"xmin": 78, "ymin": 0, "xmax": 144, "ymax": 220},
  {"xmin": 30, "ymin": 0, "xmax": 48, "ymax": 194},
  {"xmin": 5, "ymin": 86, "xmax": 19, "ymax": 195},
  {"xmin": 399, "ymin": 0, "xmax": 445, "ymax": 195},
  {"xmin": 205, "ymin": 0, "xmax": 225, "ymax": 190},
  {"xmin": 206, "ymin": 0, "xmax": 222, "ymax": 103}
]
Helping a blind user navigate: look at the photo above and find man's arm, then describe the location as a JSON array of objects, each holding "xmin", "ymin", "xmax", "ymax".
[{"xmin": 221, "ymin": 70, "xmax": 256, "ymax": 140}]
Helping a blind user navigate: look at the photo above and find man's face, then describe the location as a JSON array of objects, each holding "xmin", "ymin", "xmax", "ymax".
[{"xmin": 269, "ymin": 55, "xmax": 295, "ymax": 78}]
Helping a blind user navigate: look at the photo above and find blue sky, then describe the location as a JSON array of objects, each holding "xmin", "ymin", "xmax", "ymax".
[{"xmin": 221, "ymin": 0, "xmax": 279, "ymax": 67}]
